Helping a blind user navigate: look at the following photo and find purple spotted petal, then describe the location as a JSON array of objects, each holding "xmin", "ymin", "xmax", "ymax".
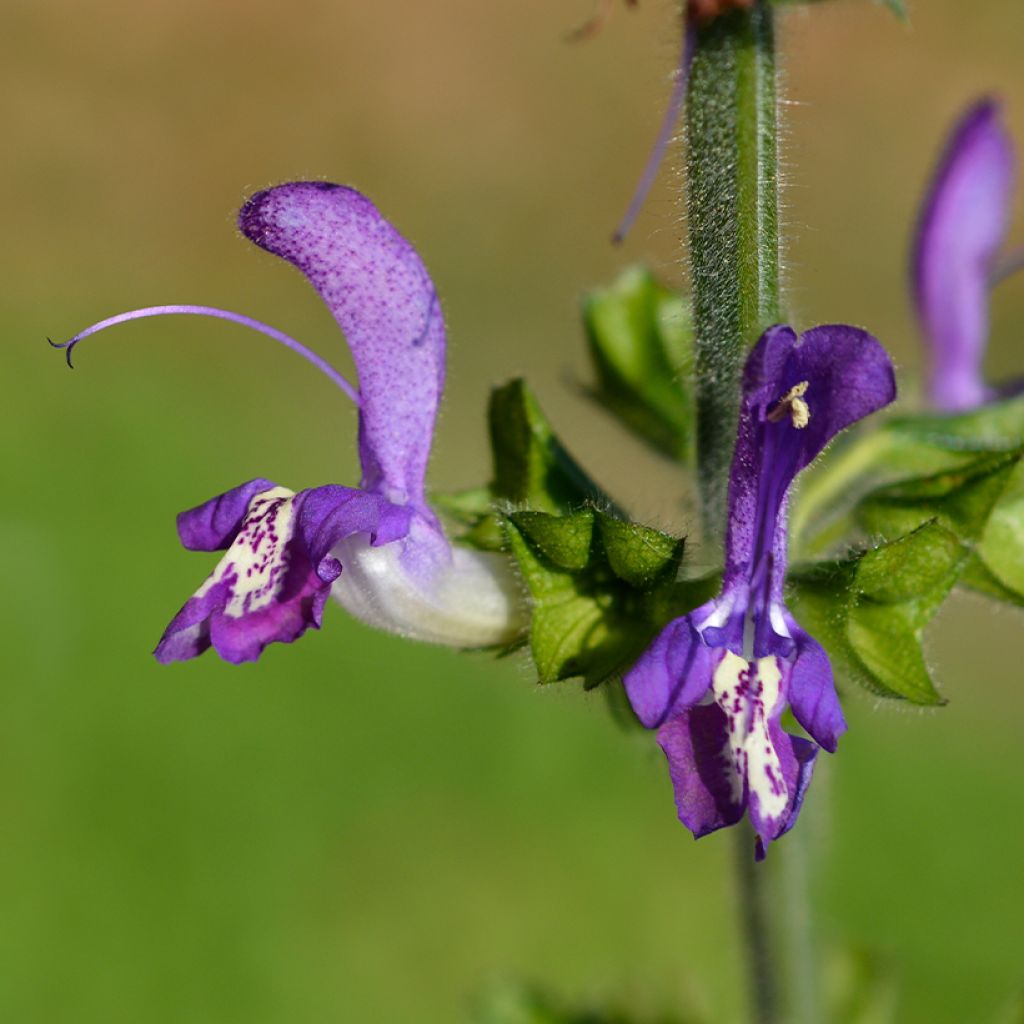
[
  {"xmin": 785, "ymin": 616, "xmax": 845, "ymax": 753},
  {"xmin": 155, "ymin": 482, "xmax": 410, "ymax": 664},
  {"xmin": 623, "ymin": 605, "xmax": 721, "ymax": 727},
  {"xmin": 657, "ymin": 705, "xmax": 745, "ymax": 839},
  {"xmin": 913, "ymin": 99, "xmax": 1015, "ymax": 412},
  {"xmin": 239, "ymin": 183, "xmax": 444, "ymax": 511}
]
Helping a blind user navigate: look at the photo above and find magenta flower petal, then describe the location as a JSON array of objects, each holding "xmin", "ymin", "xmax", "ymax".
[
  {"xmin": 239, "ymin": 182, "xmax": 444, "ymax": 512},
  {"xmin": 913, "ymin": 99, "xmax": 1015, "ymax": 412}
]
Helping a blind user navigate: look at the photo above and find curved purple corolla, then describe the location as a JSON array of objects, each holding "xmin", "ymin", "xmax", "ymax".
[
  {"xmin": 912, "ymin": 99, "xmax": 1016, "ymax": 412},
  {"xmin": 625, "ymin": 324, "xmax": 896, "ymax": 855},
  {"xmin": 54, "ymin": 183, "xmax": 525, "ymax": 663}
]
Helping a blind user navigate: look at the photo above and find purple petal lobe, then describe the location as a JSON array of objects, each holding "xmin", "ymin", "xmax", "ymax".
[
  {"xmin": 623, "ymin": 604, "xmax": 720, "ymax": 727},
  {"xmin": 155, "ymin": 482, "xmax": 410, "ymax": 664},
  {"xmin": 657, "ymin": 705, "xmax": 745, "ymax": 839},
  {"xmin": 176, "ymin": 478, "xmax": 277, "ymax": 551},
  {"xmin": 785, "ymin": 616, "xmax": 846, "ymax": 753},
  {"xmin": 913, "ymin": 99, "xmax": 1015, "ymax": 412},
  {"xmin": 239, "ymin": 183, "xmax": 444, "ymax": 510}
]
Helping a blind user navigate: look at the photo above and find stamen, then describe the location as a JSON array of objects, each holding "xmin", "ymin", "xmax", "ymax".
[
  {"xmin": 48, "ymin": 305, "xmax": 360, "ymax": 405},
  {"xmin": 766, "ymin": 381, "xmax": 810, "ymax": 429},
  {"xmin": 612, "ymin": 20, "xmax": 695, "ymax": 245}
]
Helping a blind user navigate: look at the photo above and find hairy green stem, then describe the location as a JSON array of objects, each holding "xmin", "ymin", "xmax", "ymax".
[
  {"xmin": 686, "ymin": 8, "xmax": 824, "ymax": 1024},
  {"xmin": 687, "ymin": 3, "xmax": 780, "ymax": 545}
]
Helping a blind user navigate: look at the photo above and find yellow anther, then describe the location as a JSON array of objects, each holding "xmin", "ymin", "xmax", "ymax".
[{"xmin": 766, "ymin": 380, "xmax": 811, "ymax": 429}]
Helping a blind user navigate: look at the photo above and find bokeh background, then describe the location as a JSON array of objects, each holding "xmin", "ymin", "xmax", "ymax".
[{"xmin": 3, "ymin": 0, "xmax": 1023, "ymax": 1021}]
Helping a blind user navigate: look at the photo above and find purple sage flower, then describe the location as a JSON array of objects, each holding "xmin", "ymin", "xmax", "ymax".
[
  {"xmin": 53, "ymin": 182, "xmax": 526, "ymax": 664},
  {"xmin": 624, "ymin": 324, "xmax": 896, "ymax": 855},
  {"xmin": 912, "ymin": 99, "xmax": 1017, "ymax": 412}
]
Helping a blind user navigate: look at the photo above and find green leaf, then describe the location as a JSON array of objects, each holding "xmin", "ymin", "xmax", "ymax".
[
  {"xmin": 503, "ymin": 516, "xmax": 634, "ymax": 687},
  {"xmin": 508, "ymin": 509, "xmax": 595, "ymax": 571},
  {"xmin": 856, "ymin": 449, "xmax": 1022, "ymax": 545},
  {"xmin": 469, "ymin": 979, "xmax": 699, "ymax": 1024},
  {"xmin": 595, "ymin": 511, "xmax": 684, "ymax": 588},
  {"xmin": 959, "ymin": 554, "xmax": 1024, "ymax": 608},
  {"xmin": 825, "ymin": 946, "xmax": 897, "ymax": 1024},
  {"xmin": 886, "ymin": 395, "xmax": 1024, "ymax": 454},
  {"xmin": 489, "ymin": 378, "xmax": 609, "ymax": 515},
  {"xmin": 788, "ymin": 522, "xmax": 961, "ymax": 704},
  {"xmin": 502, "ymin": 508, "xmax": 698, "ymax": 688},
  {"xmin": 582, "ymin": 267, "xmax": 694, "ymax": 461},
  {"xmin": 975, "ymin": 460, "xmax": 1024, "ymax": 599}
]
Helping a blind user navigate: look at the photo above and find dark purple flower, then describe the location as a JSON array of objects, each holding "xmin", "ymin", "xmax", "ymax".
[
  {"xmin": 912, "ymin": 99, "xmax": 1016, "ymax": 412},
  {"xmin": 624, "ymin": 324, "xmax": 896, "ymax": 854},
  {"xmin": 53, "ymin": 183, "xmax": 525, "ymax": 664}
]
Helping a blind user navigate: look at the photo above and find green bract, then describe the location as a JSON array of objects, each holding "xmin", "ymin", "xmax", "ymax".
[
  {"xmin": 788, "ymin": 522, "xmax": 961, "ymax": 705},
  {"xmin": 445, "ymin": 377, "xmax": 714, "ymax": 690}
]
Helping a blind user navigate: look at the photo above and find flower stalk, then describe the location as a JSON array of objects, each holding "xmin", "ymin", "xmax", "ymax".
[
  {"xmin": 686, "ymin": 2, "xmax": 780, "ymax": 544},
  {"xmin": 684, "ymin": 7, "xmax": 815, "ymax": 1023}
]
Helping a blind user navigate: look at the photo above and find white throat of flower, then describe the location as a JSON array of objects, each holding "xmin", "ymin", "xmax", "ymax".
[
  {"xmin": 713, "ymin": 651, "xmax": 788, "ymax": 824},
  {"xmin": 331, "ymin": 530, "xmax": 526, "ymax": 648}
]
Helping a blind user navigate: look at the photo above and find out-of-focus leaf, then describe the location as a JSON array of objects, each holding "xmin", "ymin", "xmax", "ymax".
[
  {"xmin": 825, "ymin": 946, "xmax": 897, "ymax": 1024},
  {"xmin": 857, "ymin": 449, "xmax": 1022, "ymax": 543},
  {"xmin": 855, "ymin": 448, "xmax": 1024, "ymax": 608},
  {"xmin": 885, "ymin": 396, "xmax": 1024, "ymax": 454},
  {"xmin": 992, "ymin": 991, "xmax": 1024, "ymax": 1024},
  {"xmin": 975, "ymin": 460, "xmax": 1024, "ymax": 599},
  {"xmin": 788, "ymin": 521, "xmax": 961, "ymax": 704},
  {"xmin": 582, "ymin": 267, "xmax": 693, "ymax": 462},
  {"xmin": 792, "ymin": 397, "xmax": 1024, "ymax": 556},
  {"xmin": 469, "ymin": 978, "xmax": 699, "ymax": 1024}
]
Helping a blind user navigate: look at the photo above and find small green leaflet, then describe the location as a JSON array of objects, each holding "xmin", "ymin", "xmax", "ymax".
[
  {"xmin": 788, "ymin": 522, "xmax": 962, "ymax": 704},
  {"xmin": 503, "ymin": 506, "xmax": 707, "ymax": 689}
]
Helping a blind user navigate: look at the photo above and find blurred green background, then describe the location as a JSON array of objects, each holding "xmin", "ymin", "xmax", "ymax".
[{"xmin": 3, "ymin": 0, "xmax": 1023, "ymax": 1021}]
